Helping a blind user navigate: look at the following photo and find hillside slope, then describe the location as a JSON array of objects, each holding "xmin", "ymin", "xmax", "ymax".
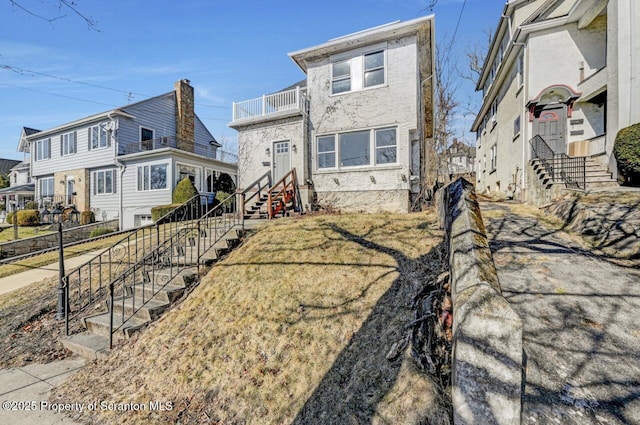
[{"xmin": 53, "ymin": 212, "xmax": 449, "ymax": 424}]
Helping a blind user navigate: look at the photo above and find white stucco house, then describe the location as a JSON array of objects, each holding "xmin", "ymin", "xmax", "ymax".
[
  {"xmin": 17, "ymin": 80, "xmax": 238, "ymax": 229},
  {"xmin": 472, "ymin": 0, "xmax": 639, "ymax": 201},
  {"xmin": 230, "ymin": 16, "xmax": 435, "ymax": 213}
]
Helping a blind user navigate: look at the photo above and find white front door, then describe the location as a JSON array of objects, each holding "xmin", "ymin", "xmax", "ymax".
[
  {"xmin": 66, "ymin": 177, "xmax": 75, "ymax": 205},
  {"xmin": 273, "ymin": 141, "xmax": 290, "ymax": 183}
]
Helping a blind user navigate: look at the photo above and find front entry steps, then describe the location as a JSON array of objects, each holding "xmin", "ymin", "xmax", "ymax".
[
  {"xmin": 531, "ymin": 157, "xmax": 618, "ymax": 190},
  {"xmin": 61, "ymin": 226, "xmax": 243, "ymax": 360}
]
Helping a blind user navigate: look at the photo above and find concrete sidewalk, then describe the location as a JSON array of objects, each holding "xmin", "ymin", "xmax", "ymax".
[
  {"xmin": 0, "ymin": 359, "xmax": 85, "ymax": 425},
  {"xmin": 0, "ymin": 250, "xmax": 102, "ymax": 296},
  {"xmin": 481, "ymin": 201, "xmax": 640, "ymax": 425}
]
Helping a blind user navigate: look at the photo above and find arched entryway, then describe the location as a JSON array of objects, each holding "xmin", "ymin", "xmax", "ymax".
[{"xmin": 527, "ymin": 84, "xmax": 581, "ymax": 154}]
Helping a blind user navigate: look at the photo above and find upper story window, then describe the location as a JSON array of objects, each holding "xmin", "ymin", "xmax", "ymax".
[
  {"xmin": 364, "ymin": 50, "xmax": 385, "ymax": 88},
  {"xmin": 61, "ymin": 132, "xmax": 77, "ymax": 156},
  {"xmin": 137, "ymin": 163, "xmax": 168, "ymax": 191},
  {"xmin": 330, "ymin": 43, "xmax": 387, "ymax": 95},
  {"xmin": 140, "ymin": 127, "xmax": 154, "ymax": 151},
  {"xmin": 90, "ymin": 125, "xmax": 109, "ymax": 150},
  {"xmin": 316, "ymin": 127, "xmax": 397, "ymax": 170},
  {"xmin": 35, "ymin": 138, "xmax": 51, "ymax": 161},
  {"xmin": 332, "ymin": 59, "xmax": 351, "ymax": 94}
]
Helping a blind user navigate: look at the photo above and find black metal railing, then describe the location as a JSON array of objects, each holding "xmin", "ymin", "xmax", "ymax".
[
  {"xmin": 530, "ymin": 135, "xmax": 586, "ymax": 190},
  {"xmin": 117, "ymin": 136, "xmax": 238, "ymax": 163},
  {"xmin": 106, "ymin": 193, "xmax": 239, "ymax": 348},
  {"xmin": 62, "ymin": 193, "xmax": 215, "ymax": 335}
]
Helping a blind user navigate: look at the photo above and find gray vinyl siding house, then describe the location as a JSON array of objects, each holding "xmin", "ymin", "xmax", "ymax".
[
  {"xmin": 21, "ymin": 80, "xmax": 238, "ymax": 229},
  {"xmin": 230, "ymin": 17, "xmax": 435, "ymax": 213}
]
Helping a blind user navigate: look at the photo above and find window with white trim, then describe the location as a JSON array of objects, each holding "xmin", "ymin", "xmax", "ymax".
[
  {"xmin": 516, "ymin": 52, "xmax": 524, "ymax": 88},
  {"xmin": 331, "ymin": 45, "xmax": 386, "ymax": 95},
  {"xmin": 375, "ymin": 128, "xmax": 397, "ymax": 164},
  {"xmin": 490, "ymin": 144, "xmax": 497, "ymax": 171},
  {"xmin": 93, "ymin": 170, "xmax": 116, "ymax": 195},
  {"xmin": 364, "ymin": 50, "xmax": 385, "ymax": 88},
  {"xmin": 140, "ymin": 127, "xmax": 154, "ymax": 151},
  {"xmin": 176, "ymin": 163, "xmax": 201, "ymax": 191},
  {"xmin": 62, "ymin": 132, "xmax": 77, "ymax": 156},
  {"xmin": 513, "ymin": 116, "xmax": 521, "ymax": 138},
  {"xmin": 39, "ymin": 177, "xmax": 54, "ymax": 197},
  {"xmin": 35, "ymin": 138, "xmax": 51, "ymax": 161},
  {"xmin": 331, "ymin": 59, "xmax": 351, "ymax": 94},
  {"xmin": 137, "ymin": 163, "xmax": 168, "ymax": 191},
  {"xmin": 316, "ymin": 127, "xmax": 397, "ymax": 170},
  {"xmin": 90, "ymin": 125, "xmax": 109, "ymax": 150}
]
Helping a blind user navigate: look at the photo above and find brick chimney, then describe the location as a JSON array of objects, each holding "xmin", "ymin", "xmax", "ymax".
[{"xmin": 175, "ymin": 79, "xmax": 195, "ymax": 153}]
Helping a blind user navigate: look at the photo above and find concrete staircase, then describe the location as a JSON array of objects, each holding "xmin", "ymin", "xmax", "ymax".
[
  {"xmin": 61, "ymin": 226, "xmax": 243, "ymax": 360},
  {"xmin": 531, "ymin": 157, "xmax": 618, "ymax": 190}
]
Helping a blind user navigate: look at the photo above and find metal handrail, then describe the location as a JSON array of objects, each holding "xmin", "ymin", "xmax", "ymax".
[
  {"xmin": 530, "ymin": 135, "xmax": 586, "ymax": 190},
  {"xmin": 239, "ymin": 171, "xmax": 272, "ymax": 218},
  {"xmin": 63, "ymin": 194, "xmax": 212, "ymax": 335},
  {"xmin": 106, "ymin": 193, "xmax": 239, "ymax": 348}
]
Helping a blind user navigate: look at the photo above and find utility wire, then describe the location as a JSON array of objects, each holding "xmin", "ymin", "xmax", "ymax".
[{"xmin": 0, "ymin": 64, "xmax": 231, "ymax": 109}]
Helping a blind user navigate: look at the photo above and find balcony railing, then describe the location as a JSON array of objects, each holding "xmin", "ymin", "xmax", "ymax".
[
  {"xmin": 232, "ymin": 87, "xmax": 305, "ymax": 123},
  {"xmin": 118, "ymin": 136, "xmax": 238, "ymax": 163}
]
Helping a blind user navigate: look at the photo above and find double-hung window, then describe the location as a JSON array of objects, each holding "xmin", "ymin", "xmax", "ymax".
[
  {"xmin": 62, "ymin": 132, "xmax": 77, "ymax": 156},
  {"xmin": 90, "ymin": 125, "xmax": 108, "ymax": 150},
  {"xmin": 317, "ymin": 136, "xmax": 336, "ymax": 168},
  {"xmin": 94, "ymin": 170, "xmax": 116, "ymax": 195},
  {"xmin": 137, "ymin": 164, "xmax": 168, "ymax": 191},
  {"xmin": 375, "ymin": 128, "xmax": 396, "ymax": 164},
  {"xmin": 364, "ymin": 50, "xmax": 385, "ymax": 88},
  {"xmin": 317, "ymin": 127, "xmax": 397, "ymax": 170},
  {"xmin": 39, "ymin": 177, "xmax": 54, "ymax": 197},
  {"xmin": 35, "ymin": 138, "xmax": 51, "ymax": 161},
  {"xmin": 332, "ymin": 59, "xmax": 351, "ymax": 94}
]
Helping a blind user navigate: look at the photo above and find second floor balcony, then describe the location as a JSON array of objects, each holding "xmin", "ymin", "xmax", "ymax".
[
  {"xmin": 230, "ymin": 86, "xmax": 306, "ymax": 127},
  {"xmin": 118, "ymin": 136, "xmax": 238, "ymax": 163}
]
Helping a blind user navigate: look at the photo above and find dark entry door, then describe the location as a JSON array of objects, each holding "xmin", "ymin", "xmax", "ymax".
[{"xmin": 534, "ymin": 104, "xmax": 566, "ymax": 154}]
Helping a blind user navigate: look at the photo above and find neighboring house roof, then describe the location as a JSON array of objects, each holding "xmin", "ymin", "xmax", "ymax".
[
  {"xmin": 9, "ymin": 161, "xmax": 28, "ymax": 171},
  {"xmin": 289, "ymin": 15, "xmax": 434, "ymax": 72},
  {"xmin": 0, "ymin": 183, "xmax": 34, "ymax": 195},
  {"xmin": 17, "ymin": 127, "xmax": 41, "ymax": 153},
  {"xmin": 0, "ymin": 159, "xmax": 20, "ymax": 176},
  {"xmin": 277, "ymin": 79, "xmax": 307, "ymax": 93}
]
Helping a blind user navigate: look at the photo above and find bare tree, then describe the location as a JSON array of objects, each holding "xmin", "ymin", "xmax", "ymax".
[{"xmin": 6, "ymin": 0, "xmax": 99, "ymax": 30}]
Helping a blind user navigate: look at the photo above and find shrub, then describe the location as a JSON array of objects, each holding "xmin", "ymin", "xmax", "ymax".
[
  {"xmin": 25, "ymin": 201, "xmax": 38, "ymax": 210},
  {"xmin": 172, "ymin": 178, "xmax": 199, "ymax": 204},
  {"xmin": 89, "ymin": 228, "xmax": 115, "ymax": 238},
  {"xmin": 81, "ymin": 211, "xmax": 96, "ymax": 225},
  {"xmin": 151, "ymin": 204, "xmax": 180, "ymax": 222},
  {"xmin": 613, "ymin": 122, "xmax": 640, "ymax": 185},
  {"xmin": 0, "ymin": 203, "xmax": 5, "ymax": 212},
  {"xmin": 6, "ymin": 211, "xmax": 15, "ymax": 224},
  {"xmin": 16, "ymin": 209, "xmax": 40, "ymax": 226}
]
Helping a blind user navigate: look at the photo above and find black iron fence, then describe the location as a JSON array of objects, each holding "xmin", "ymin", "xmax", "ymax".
[
  {"xmin": 62, "ymin": 192, "xmax": 241, "ymax": 347},
  {"xmin": 530, "ymin": 135, "xmax": 586, "ymax": 190}
]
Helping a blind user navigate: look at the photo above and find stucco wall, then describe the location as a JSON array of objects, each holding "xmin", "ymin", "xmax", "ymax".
[{"xmin": 306, "ymin": 34, "xmax": 419, "ymax": 212}]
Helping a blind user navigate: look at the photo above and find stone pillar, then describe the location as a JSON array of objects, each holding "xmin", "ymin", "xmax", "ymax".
[{"xmin": 175, "ymin": 79, "xmax": 195, "ymax": 153}]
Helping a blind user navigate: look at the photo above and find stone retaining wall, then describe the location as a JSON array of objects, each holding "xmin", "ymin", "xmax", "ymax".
[
  {"xmin": 0, "ymin": 220, "xmax": 119, "ymax": 259},
  {"xmin": 438, "ymin": 178, "xmax": 523, "ymax": 425}
]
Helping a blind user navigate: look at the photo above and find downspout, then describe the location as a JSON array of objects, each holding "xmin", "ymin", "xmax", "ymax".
[
  {"xmin": 108, "ymin": 112, "xmax": 125, "ymax": 230},
  {"xmin": 516, "ymin": 42, "xmax": 528, "ymax": 201}
]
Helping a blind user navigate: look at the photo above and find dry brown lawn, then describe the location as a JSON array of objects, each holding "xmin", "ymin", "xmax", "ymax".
[{"xmin": 53, "ymin": 212, "xmax": 449, "ymax": 425}]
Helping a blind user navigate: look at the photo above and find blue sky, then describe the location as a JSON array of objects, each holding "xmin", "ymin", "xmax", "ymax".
[{"xmin": 0, "ymin": 0, "xmax": 504, "ymax": 160}]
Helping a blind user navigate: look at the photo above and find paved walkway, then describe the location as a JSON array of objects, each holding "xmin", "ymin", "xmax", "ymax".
[
  {"xmin": 0, "ymin": 250, "xmax": 104, "ymax": 295},
  {"xmin": 0, "ymin": 359, "xmax": 85, "ymax": 425},
  {"xmin": 481, "ymin": 201, "xmax": 640, "ymax": 425}
]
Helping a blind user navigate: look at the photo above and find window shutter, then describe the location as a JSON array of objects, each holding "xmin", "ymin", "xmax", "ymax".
[
  {"xmin": 60, "ymin": 135, "xmax": 63, "ymax": 157},
  {"xmin": 88, "ymin": 128, "xmax": 92, "ymax": 151},
  {"xmin": 92, "ymin": 172, "xmax": 96, "ymax": 195},
  {"xmin": 73, "ymin": 131, "xmax": 77, "ymax": 153},
  {"xmin": 112, "ymin": 170, "xmax": 117, "ymax": 194}
]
